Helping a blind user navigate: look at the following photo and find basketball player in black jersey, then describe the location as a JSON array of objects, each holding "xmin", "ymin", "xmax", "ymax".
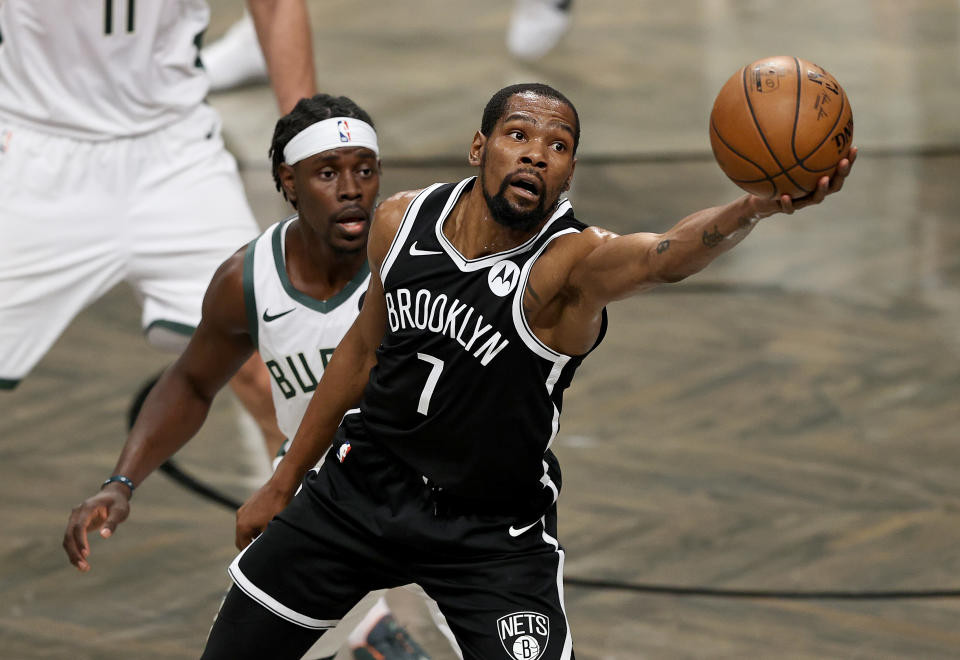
[{"xmin": 201, "ymin": 83, "xmax": 856, "ymax": 660}]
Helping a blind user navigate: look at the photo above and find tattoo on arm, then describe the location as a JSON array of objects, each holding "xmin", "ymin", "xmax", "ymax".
[
  {"xmin": 702, "ymin": 225, "xmax": 723, "ymax": 248},
  {"xmin": 524, "ymin": 281, "xmax": 542, "ymax": 305},
  {"xmin": 522, "ymin": 281, "xmax": 542, "ymax": 318},
  {"xmin": 656, "ymin": 239, "xmax": 671, "ymax": 254}
]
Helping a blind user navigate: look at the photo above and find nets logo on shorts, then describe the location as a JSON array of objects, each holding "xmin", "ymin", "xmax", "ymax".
[
  {"xmin": 338, "ymin": 120, "xmax": 352, "ymax": 143},
  {"xmin": 497, "ymin": 611, "xmax": 549, "ymax": 660}
]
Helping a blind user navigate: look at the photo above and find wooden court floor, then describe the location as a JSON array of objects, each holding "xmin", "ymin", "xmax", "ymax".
[{"xmin": 3, "ymin": 1, "xmax": 960, "ymax": 658}]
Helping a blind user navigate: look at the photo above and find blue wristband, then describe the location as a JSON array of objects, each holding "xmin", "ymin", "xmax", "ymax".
[{"xmin": 101, "ymin": 475, "xmax": 135, "ymax": 493}]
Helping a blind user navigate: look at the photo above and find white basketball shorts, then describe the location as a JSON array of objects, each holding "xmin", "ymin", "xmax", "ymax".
[{"xmin": 0, "ymin": 104, "xmax": 258, "ymax": 388}]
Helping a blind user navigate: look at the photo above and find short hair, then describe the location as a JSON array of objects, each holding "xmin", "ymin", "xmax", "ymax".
[
  {"xmin": 480, "ymin": 83, "xmax": 580, "ymax": 154},
  {"xmin": 269, "ymin": 94, "xmax": 376, "ymax": 203}
]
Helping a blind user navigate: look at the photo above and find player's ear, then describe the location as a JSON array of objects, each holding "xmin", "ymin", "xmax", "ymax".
[
  {"xmin": 279, "ymin": 163, "xmax": 297, "ymax": 205},
  {"xmin": 468, "ymin": 131, "xmax": 486, "ymax": 167}
]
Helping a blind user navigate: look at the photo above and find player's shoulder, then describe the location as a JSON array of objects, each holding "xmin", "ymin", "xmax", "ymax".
[
  {"xmin": 375, "ymin": 189, "xmax": 426, "ymax": 225},
  {"xmin": 195, "ymin": 243, "xmax": 253, "ymax": 331},
  {"xmin": 215, "ymin": 243, "xmax": 249, "ymax": 279},
  {"xmin": 367, "ymin": 188, "xmax": 426, "ymax": 264},
  {"xmin": 205, "ymin": 244, "xmax": 250, "ymax": 306},
  {"xmin": 551, "ymin": 224, "xmax": 619, "ymax": 259}
]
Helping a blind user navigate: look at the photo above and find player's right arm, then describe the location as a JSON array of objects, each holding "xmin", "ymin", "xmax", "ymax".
[
  {"xmin": 248, "ymin": 0, "xmax": 317, "ymax": 114},
  {"xmin": 235, "ymin": 190, "xmax": 421, "ymax": 549},
  {"xmin": 63, "ymin": 249, "xmax": 257, "ymax": 572}
]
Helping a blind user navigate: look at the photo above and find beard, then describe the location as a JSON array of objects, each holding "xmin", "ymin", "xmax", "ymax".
[{"xmin": 480, "ymin": 160, "xmax": 552, "ymax": 232}]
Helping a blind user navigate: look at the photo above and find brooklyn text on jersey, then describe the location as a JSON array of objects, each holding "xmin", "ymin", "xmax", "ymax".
[{"xmin": 384, "ymin": 288, "xmax": 510, "ymax": 367}]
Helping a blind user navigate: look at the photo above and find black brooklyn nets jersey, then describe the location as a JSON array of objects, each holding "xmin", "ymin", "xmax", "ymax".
[{"xmin": 359, "ymin": 177, "xmax": 606, "ymax": 504}]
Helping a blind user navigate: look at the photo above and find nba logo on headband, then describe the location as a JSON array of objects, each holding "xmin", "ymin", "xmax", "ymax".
[{"xmin": 283, "ymin": 117, "xmax": 379, "ymax": 164}]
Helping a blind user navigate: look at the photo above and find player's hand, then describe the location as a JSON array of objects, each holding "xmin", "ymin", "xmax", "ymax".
[
  {"xmin": 757, "ymin": 146, "xmax": 858, "ymax": 217},
  {"xmin": 63, "ymin": 485, "xmax": 131, "ymax": 572},
  {"xmin": 235, "ymin": 478, "xmax": 293, "ymax": 550}
]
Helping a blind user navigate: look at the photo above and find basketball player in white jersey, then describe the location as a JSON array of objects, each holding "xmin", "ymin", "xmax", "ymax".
[
  {"xmin": 63, "ymin": 94, "xmax": 461, "ymax": 660},
  {"xmin": 0, "ymin": 0, "xmax": 314, "ymax": 449}
]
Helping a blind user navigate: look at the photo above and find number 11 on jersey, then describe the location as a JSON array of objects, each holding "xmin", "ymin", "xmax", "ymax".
[
  {"xmin": 104, "ymin": 0, "xmax": 135, "ymax": 35},
  {"xmin": 415, "ymin": 353, "xmax": 444, "ymax": 415}
]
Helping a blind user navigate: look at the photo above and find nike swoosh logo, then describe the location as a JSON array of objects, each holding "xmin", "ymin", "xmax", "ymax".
[
  {"xmin": 508, "ymin": 520, "xmax": 541, "ymax": 538},
  {"xmin": 409, "ymin": 241, "xmax": 442, "ymax": 257},
  {"xmin": 262, "ymin": 308, "xmax": 295, "ymax": 322}
]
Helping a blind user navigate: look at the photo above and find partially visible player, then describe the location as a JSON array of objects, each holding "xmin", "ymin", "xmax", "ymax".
[
  {"xmin": 204, "ymin": 8, "xmax": 271, "ymax": 92},
  {"xmin": 203, "ymin": 0, "xmax": 574, "ymax": 94},
  {"xmin": 0, "ymin": 0, "xmax": 315, "ymax": 448},
  {"xmin": 62, "ymin": 94, "xmax": 460, "ymax": 660},
  {"xmin": 507, "ymin": 0, "xmax": 574, "ymax": 61}
]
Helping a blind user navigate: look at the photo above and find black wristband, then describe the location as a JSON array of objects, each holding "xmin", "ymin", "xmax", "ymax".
[{"xmin": 101, "ymin": 475, "xmax": 135, "ymax": 493}]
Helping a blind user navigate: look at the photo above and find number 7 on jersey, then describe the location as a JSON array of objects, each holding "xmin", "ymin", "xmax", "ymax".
[{"xmin": 415, "ymin": 353, "xmax": 444, "ymax": 415}]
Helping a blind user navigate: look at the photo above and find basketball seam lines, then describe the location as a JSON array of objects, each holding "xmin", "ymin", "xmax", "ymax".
[
  {"xmin": 795, "ymin": 88, "xmax": 849, "ymax": 175},
  {"xmin": 719, "ymin": 59, "xmax": 845, "ymax": 189},
  {"xmin": 710, "ymin": 118, "xmax": 775, "ymax": 186},
  {"xmin": 791, "ymin": 56, "xmax": 803, "ymax": 172},
  {"xmin": 741, "ymin": 60, "xmax": 808, "ymax": 194}
]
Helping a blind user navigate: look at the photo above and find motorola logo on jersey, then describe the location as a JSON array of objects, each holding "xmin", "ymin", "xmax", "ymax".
[
  {"xmin": 497, "ymin": 611, "xmax": 549, "ymax": 660},
  {"xmin": 338, "ymin": 120, "xmax": 351, "ymax": 143},
  {"xmin": 488, "ymin": 260, "xmax": 520, "ymax": 297}
]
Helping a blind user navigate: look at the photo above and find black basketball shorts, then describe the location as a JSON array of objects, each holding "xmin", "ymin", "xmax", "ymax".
[{"xmin": 228, "ymin": 415, "xmax": 575, "ymax": 660}]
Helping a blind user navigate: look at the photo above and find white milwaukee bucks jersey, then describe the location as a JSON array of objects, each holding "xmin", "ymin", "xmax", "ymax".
[
  {"xmin": 0, "ymin": 0, "xmax": 210, "ymax": 139},
  {"xmin": 243, "ymin": 218, "xmax": 371, "ymax": 440}
]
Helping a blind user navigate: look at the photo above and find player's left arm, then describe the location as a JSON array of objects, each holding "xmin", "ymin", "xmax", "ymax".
[
  {"xmin": 63, "ymin": 249, "xmax": 258, "ymax": 572},
  {"xmin": 248, "ymin": 0, "xmax": 317, "ymax": 114},
  {"xmin": 570, "ymin": 149, "xmax": 856, "ymax": 305}
]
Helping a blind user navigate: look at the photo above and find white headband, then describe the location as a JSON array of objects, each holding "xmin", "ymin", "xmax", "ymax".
[{"xmin": 283, "ymin": 117, "xmax": 379, "ymax": 165}]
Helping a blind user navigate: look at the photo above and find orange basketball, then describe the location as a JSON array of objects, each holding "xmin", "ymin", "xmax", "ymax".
[{"xmin": 709, "ymin": 55, "xmax": 853, "ymax": 199}]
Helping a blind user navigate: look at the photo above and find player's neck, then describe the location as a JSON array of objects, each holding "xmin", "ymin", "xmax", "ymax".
[
  {"xmin": 445, "ymin": 186, "xmax": 546, "ymax": 259},
  {"xmin": 284, "ymin": 221, "xmax": 366, "ymax": 300}
]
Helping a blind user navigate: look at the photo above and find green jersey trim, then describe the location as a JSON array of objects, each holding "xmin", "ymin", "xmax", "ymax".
[
  {"xmin": 242, "ymin": 240, "xmax": 259, "ymax": 350},
  {"xmin": 145, "ymin": 319, "xmax": 195, "ymax": 337},
  {"xmin": 271, "ymin": 219, "xmax": 370, "ymax": 313},
  {"xmin": 0, "ymin": 378, "xmax": 20, "ymax": 390},
  {"xmin": 193, "ymin": 29, "xmax": 205, "ymax": 68}
]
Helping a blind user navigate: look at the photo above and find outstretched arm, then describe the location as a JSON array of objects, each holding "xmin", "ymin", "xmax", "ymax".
[
  {"xmin": 63, "ymin": 250, "xmax": 256, "ymax": 572},
  {"xmin": 572, "ymin": 150, "xmax": 856, "ymax": 304},
  {"xmin": 526, "ymin": 152, "xmax": 856, "ymax": 356},
  {"xmin": 248, "ymin": 0, "xmax": 317, "ymax": 114},
  {"xmin": 234, "ymin": 191, "xmax": 420, "ymax": 549}
]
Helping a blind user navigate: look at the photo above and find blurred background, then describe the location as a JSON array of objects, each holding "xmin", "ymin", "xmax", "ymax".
[{"xmin": 3, "ymin": 1, "xmax": 960, "ymax": 658}]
